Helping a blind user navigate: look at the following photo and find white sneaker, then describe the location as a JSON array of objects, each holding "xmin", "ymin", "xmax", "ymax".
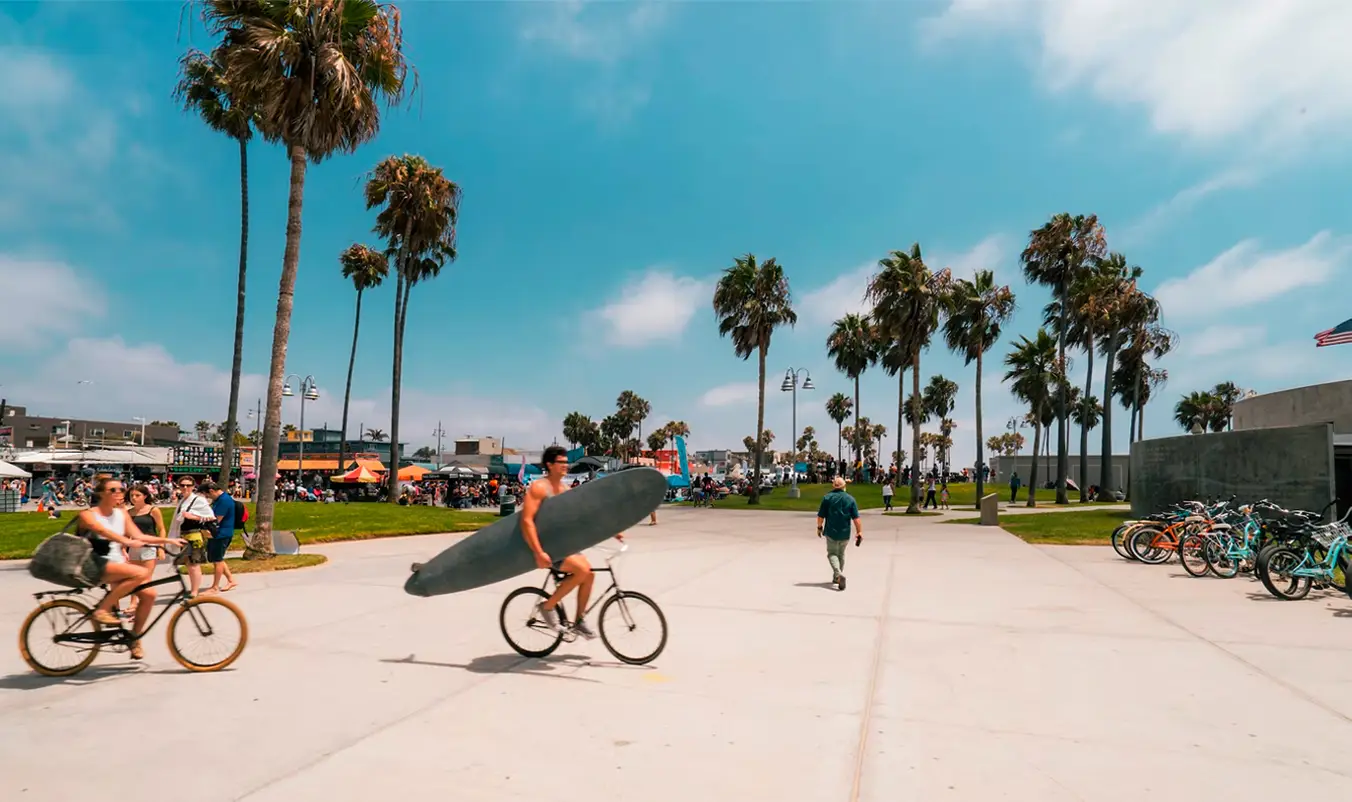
[{"xmin": 536, "ymin": 603, "xmax": 561, "ymax": 631}]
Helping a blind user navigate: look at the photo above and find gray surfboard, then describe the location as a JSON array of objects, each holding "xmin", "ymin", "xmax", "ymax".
[{"xmin": 404, "ymin": 466, "xmax": 666, "ymax": 597}]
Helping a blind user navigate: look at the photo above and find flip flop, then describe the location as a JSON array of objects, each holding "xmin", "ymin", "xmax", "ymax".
[{"xmin": 220, "ymin": 584, "xmax": 237, "ymax": 592}]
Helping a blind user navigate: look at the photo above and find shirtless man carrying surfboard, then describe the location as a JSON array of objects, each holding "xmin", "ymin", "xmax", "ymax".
[{"xmin": 521, "ymin": 445, "xmax": 624, "ymax": 639}]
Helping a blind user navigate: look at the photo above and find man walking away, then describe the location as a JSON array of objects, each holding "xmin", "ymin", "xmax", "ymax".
[
  {"xmin": 1009, "ymin": 472, "xmax": 1021, "ymax": 504},
  {"xmin": 816, "ymin": 477, "xmax": 862, "ymax": 591},
  {"xmin": 881, "ymin": 479, "xmax": 894, "ymax": 511}
]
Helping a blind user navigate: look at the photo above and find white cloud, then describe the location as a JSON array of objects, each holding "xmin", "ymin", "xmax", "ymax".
[
  {"xmin": 6, "ymin": 337, "xmax": 560, "ymax": 451},
  {"xmin": 0, "ymin": 48, "xmax": 75, "ymax": 112},
  {"xmin": 518, "ymin": 1, "xmax": 669, "ymax": 123},
  {"xmin": 591, "ymin": 270, "xmax": 708, "ymax": 347},
  {"xmin": 921, "ymin": 0, "xmax": 1352, "ymax": 151},
  {"xmin": 1181, "ymin": 324, "xmax": 1267, "ymax": 359},
  {"xmin": 698, "ymin": 382, "xmax": 761, "ymax": 408},
  {"xmin": 798, "ymin": 263, "xmax": 874, "ymax": 327},
  {"xmin": 1153, "ymin": 231, "xmax": 1350, "ymax": 317},
  {"xmin": 1119, "ymin": 167, "xmax": 1259, "ymax": 245},
  {"xmin": 930, "ymin": 234, "xmax": 1012, "ymax": 281},
  {"xmin": 0, "ymin": 254, "xmax": 104, "ymax": 344}
]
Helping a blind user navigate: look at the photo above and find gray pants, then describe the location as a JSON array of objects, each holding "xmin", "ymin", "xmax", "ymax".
[{"xmin": 826, "ymin": 537, "xmax": 848, "ymax": 577}]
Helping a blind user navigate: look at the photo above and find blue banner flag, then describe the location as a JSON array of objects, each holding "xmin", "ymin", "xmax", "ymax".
[{"xmin": 675, "ymin": 435, "xmax": 690, "ymax": 479}]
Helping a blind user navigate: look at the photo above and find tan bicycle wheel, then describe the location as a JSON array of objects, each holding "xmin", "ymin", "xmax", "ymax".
[
  {"xmin": 19, "ymin": 598, "xmax": 103, "ymax": 677},
  {"xmin": 166, "ymin": 597, "xmax": 248, "ymax": 672}
]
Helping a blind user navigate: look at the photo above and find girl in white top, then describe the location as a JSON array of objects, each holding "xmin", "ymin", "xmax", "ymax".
[{"xmin": 78, "ymin": 477, "xmax": 185, "ymax": 660}]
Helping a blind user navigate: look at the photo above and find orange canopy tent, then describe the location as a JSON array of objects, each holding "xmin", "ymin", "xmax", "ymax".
[
  {"xmin": 333, "ymin": 465, "xmax": 381, "ymax": 483},
  {"xmin": 397, "ymin": 465, "xmax": 430, "ymax": 481}
]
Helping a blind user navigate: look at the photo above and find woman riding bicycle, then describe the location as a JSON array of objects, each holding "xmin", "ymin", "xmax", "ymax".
[{"xmin": 78, "ymin": 476, "xmax": 185, "ymax": 659}]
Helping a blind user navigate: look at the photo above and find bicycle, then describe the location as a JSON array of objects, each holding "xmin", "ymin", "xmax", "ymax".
[
  {"xmin": 498, "ymin": 542, "xmax": 667, "ymax": 665},
  {"xmin": 18, "ymin": 545, "xmax": 249, "ymax": 677}
]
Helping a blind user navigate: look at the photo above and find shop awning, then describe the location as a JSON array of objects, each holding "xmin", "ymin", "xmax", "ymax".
[
  {"xmin": 278, "ymin": 458, "xmax": 340, "ymax": 471},
  {"xmin": 397, "ymin": 465, "xmax": 429, "ymax": 481}
]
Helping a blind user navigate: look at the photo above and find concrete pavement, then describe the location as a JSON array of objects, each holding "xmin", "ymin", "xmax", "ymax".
[{"xmin": 2, "ymin": 506, "xmax": 1351, "ymax": 801}]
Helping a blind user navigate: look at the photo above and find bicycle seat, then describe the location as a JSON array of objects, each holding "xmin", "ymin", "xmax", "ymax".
[
  {"xmin": 1185, "ymin": 516, "xmax": 1206, "ymax": 524},
  {"xmin": 1208, "ymin": 523, "xmax": 1233, "ymax": 531}
]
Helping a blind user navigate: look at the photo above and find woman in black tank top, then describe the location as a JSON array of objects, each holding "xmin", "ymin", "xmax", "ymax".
[{"xmin": 125, "ymin": 484, "xmax": 165, "ymax": 590}]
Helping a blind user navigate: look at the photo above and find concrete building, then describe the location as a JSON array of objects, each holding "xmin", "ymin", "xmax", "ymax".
[
  {"xmin": 1131, "ymin": 379, "xmax": 1352, "ymax": 518},
  {"xmin": 275, "ymin": 427, "xmax": 408, "ymax": 472},
  {"xmin": 0, "ymin": 404, "xmax": 180, "ymax": 450},
  {"xmin": 990, "ymin": 453, "xmax": 1129, "ymax": 492},
  {"xmin": 454, "ymin": 436, "xmax": 502, "ymax": 456}
]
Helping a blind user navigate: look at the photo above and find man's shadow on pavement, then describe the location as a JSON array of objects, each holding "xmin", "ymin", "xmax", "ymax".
[
  {"xmin": 793, "ymin": 581, "xmax": 839, "ymax": 590},
  {"xmin": 380, "ymin": 652, "xmax": 603, "ymax": 683}
]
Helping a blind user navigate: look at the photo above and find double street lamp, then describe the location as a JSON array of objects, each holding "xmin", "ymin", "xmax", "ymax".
[
  {"xmin": 282, "ymin": 375, "xmax": 320, "ymax": 482},
  {"xmin": 780, "ymin": 367, "xmax": 814, "ymax": 499}
]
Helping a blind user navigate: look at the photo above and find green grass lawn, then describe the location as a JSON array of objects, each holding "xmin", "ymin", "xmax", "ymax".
[
  {"xmin": 944, "ymin": 508, "xmax": 1133, "ymax": 545},
  {"xmin": 695, "ymin": 480, "xmax": 1027, "ymax": 512},
  {"xmin": 183, "ymin": 553, "xmax": 328, "ymax": 575},
  {"xmin": 0, "ymin": 503, "xmax": 499, "ymax": 560}
]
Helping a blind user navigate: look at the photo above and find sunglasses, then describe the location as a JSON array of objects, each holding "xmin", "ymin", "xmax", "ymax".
[{"xmin": 106, "ymin": 487, "xmax": 125, "ymax": 494}]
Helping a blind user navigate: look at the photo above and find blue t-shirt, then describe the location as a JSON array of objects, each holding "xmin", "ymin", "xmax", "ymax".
[{"xmin": 211, "ymin": 493, "xmax": 236, "ymax": 541}]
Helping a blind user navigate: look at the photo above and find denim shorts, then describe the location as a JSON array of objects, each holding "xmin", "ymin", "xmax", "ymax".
[{"xmin": 206, "ymin": 536, "xmax": 232, "ymax": 563}]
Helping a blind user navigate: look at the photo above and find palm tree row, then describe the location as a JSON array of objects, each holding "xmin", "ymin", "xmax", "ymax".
[{"xmin": 1173, "ymin": 381, "xmax": 1245, "ymax": 433}]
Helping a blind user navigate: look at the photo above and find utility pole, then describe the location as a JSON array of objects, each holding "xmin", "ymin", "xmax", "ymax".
[{"xmin": 432, "ymin": 421, "xmax": 445, "ymax": 469}]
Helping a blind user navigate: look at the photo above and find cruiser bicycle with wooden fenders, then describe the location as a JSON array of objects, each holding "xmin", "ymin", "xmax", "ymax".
[{"xmin": 18, "ymin": 544, "xmax": 248, "ymax": 677}]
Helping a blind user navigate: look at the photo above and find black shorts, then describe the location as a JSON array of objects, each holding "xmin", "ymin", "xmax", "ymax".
[
  {"xmin": 206, "ymin": 536, "xmax": 231, "ymax": 563},
  {"xmin": 80, "ymin": 553, "xmax": 108, "ymax": 587}
]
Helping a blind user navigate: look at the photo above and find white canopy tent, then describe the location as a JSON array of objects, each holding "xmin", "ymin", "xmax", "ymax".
[
  {"xmin": 0, "ymin": 460, "xmax": 31, "ymax": 479},
  {"xmin": 7, "ymin": 448, "xmax": 172, "ymax": 467}
]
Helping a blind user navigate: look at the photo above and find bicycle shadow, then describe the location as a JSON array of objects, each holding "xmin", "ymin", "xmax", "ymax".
[
  {"xmin": 0, "ymin": 663, "xmax": 194, "ymax": 691},
  {"xmin": 380, "ymin": 652, "xmax": 604, "ymax": 683}
]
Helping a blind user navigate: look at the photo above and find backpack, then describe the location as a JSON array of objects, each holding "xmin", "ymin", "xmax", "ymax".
[{"xmin": 233, "ymin": 498, "xmax": 249, "ymax": 533}]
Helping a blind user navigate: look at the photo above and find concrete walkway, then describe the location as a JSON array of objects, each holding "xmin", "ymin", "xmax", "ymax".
[{"xmin": 2, "ymin": 507, "xmax": 1349, "ymax": 800}]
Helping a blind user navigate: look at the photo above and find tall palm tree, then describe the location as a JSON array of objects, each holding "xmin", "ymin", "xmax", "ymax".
[
  {"xmin": 1070, "ymin": 393, "xmax": 1103, "ymax": 449},
  {"xmin": 665, "ymin": 420, "xmax": 691, "ymax": 448},
  {"xmin": 365, "ymin": 428, "xmax": 388, "ymax": 442},
  {"xmin": 943, "ymin": 269, "xmax": 1016, "ymax": 507},
  {"xmin": 337, "ymin": 243, "xmax": 388, "ymax": 474},
  {"xmin": 175, "ymin": 45, "xmax": 257, "ymax": 485},
  {"xmin": 712, "ymin": 254, "xmax": 797, "ymax": 504},
  {"xmin": 1020, "ymin": 213, "xmax": 1107, "ymax": 504},
  {"xmin": 825, "ymin": 393, "xmax": 853, "ymax": 467},
  {"xmin": 616, "ymin": 391, "xmax": 652, "ymax": 445},
  {"xmin": 1005, "ymin": 329, "xmax": 1058, "ymax": 507},
  {"xmin": 365, "ymin": 154, "xmax": 461, "ymax": 503},
  {"xmin": 921, "ymin": 375, "xmax": 959, "ymax": 476},
  {"xmin": 204, "ymin": 0, "xmax": 410, "ymax": 553},
  {"xmin": 826, "ymin": 313, "xmax": 877, "ymax": 470},
  {"xmin": 866, "ymin": 243, "xmax": 952, "ymax": 514},
  {"xmin": 561, "ymin": 411, "xmax": 595, "ymax": 449},
  {"xmin": 1093, "ymin": 254, "xmax": 1144, "ymax": 499}
]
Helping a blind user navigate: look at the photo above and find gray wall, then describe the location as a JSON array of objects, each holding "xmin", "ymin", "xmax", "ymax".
[
  {"xmin": 1232, "ymin": 380, "xmax": 1352, "ymax": 434},
  {"xmin": 1129, "ymin": 423, "xmax": 1335, "ymax": 517},
  {"xmin": 992, "ymin": 454, "xmax": 1127, "ymax": 491}
]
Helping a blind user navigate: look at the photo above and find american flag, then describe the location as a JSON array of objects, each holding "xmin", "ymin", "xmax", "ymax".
[{"xmin": 1315, "ymin": 317, "xmax": 1352, "ymax": 348}]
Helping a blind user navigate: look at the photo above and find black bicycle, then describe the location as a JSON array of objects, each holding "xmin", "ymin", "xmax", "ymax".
[
  {"xmin": 499, "ymin": 542, "xmax": 667, "ymax": 665},
  {"xmin": 18, "ymin": 546, "xmax": 249, "ymax": 677}
]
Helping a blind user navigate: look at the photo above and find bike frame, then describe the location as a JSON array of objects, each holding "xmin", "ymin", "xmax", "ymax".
[
  {"xmin": 536, "ymin": 543, "xmax": 628, "ymax": 622},
  {"xmin": 33, "ymin": 556, "xmax": 201, "ymax": 647}
]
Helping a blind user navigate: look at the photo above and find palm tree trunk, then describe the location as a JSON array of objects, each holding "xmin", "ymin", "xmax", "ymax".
[
  {"xmin": 1097, "ymin": 331, "xmax": 1119, "ymax": 500},
  {"xmin": 388, "ymin": 270, "xmax": 411, "ymax": 503},
  {"xmin": 973, "ymin": 351, "xmax": 984, "ymax": 509},
  {"xmin": 853, "ymin": 375, "xmax": 861, "ymax": 477},
  {"xmin": 750, "ymin": 343, "xmax": 766, "ymax": 505},
  {"xmin": 836, "ymin": 422, "xmax": 842, "ymax": 468},
  {"xmin": 895, "ymin": 370, "xmax": 904, "ymax": 490},
  {"xmin": 251, "ymin": 144, "xmax": 306, "ymax": 557},
  {"xmin": 218, "ymin": 136, "xmax": 250, "ymax": 487},
  {"xmin": 338, "ymin": 287, "xmax": 364, "ymax": 482},
  {"xmin": 1079, "ymin": 335, "xmax": 1093, "ymax": 502},
  {"xmin": 1055, "ymin": 282, "xmax": 1069, "ymax": 504},
  {"xmin": 907, "ymin": 354, "xmax": 922, "ymax": 514},
  {"xmin": 1027, "ymin": 421, "xmax": 1041, "ymax": 507}
]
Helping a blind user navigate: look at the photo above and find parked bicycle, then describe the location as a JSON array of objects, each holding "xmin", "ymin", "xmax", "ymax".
[
  {"xmin": 18, "ymin": 545, "xmax": 248, "ymax": 677},
  {"xmin": 499, "ymin": 542, "xmax": 667, "ymax": 665}
]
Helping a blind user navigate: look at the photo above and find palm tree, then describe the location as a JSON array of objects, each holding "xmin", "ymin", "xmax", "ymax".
[
  {"xmin": 203, "ymin": 0, "xmax": 410, "ymax": 552},
  {"xmin": 562, "ymin": 412, "xmax": 594, "ymax": 449},
  {"xmin": 337, "ymin": 243, "xmax": 388, "ymax": 476},
  {"xmin": 825, "ymin": 393, "xmax": 853, "ymax": 467},
  {"xmin": 365, "ymin": 154, "xmax": 461, "ymax": 502},
  {"xmin": 943, "ymin": 269, "xmax": 1016, "ymax": 507},
  {"xmin": 826, "ymin": 313, "xmax": 877, "ymax": 470},
  {"xmin": 665, "ymin": 420, "xmax": 690, "ymax": 448},
  {"xmin": 712, "ymin": 254, "xmax": 797, "ymax": 504},
  {"xmin": 1093, "ymin": 253, "xmax": 1145, "ymax": 499},
  {"xmin": 1212, "ymin": 381, "xmax": 1243, "ymax": 430},
  {"xmin": 921, "ymin": 375, "xmax": 959, "ymax": 475},
  {"xmin": 646, "ymin": 430, "xmax": 667, "ymax": 453},
  {"xmin": 1020, "ymin": 213, "xmax": 1107, "ymax": 504},
  {"xmin": 1005, "ymin": 330, "xmax": 1058, "ymax": 507},
  {"xmin": 283, "ymin": 424, "xmax": 298, "ymax": 435},
  {"xmin": 175, "ymin": 45, "xmax": 257, "ymax": 486},
  {"xmin": 616, "ymin": 391, "xmax": 652, "ymax": 445},
  {"xmin": 866, "ymin": 243, "xmax": 952, "ymax": 514},
  {"xmin": 1070, "ymin": 393, "xmax": 1103, "ymax": 459},
  {"xmin": 194, "ymin": 421, "xmax": 212, "ymax": 440},
  {"xmin": 365, "ymin": 428, "xmax": 388, "ymax": 442}
]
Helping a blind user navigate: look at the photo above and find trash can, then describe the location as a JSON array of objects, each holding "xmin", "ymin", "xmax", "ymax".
[
  {"xmin": 0, "ymin": 489, "xmax": 18, "ymax": 514},
  {"xmin": 498, "ymin": 490, "xmax": 516, "ymax": 517}
]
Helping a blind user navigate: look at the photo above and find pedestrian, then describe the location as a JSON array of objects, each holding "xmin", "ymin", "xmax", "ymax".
[
  {"xmin": 881, "ymin": 478, "xmax": 894, "ymax": 511},
  {"xmin": 924, "ymin": 475, "xmax": 937, "ymax": 509},
  {"xmin": 939, "ymin": 481, "xmax": 950, "ymax": 510},
  {"xmin": 170, "ymin": 477, "xmax": 216, "ymax": 597},
  {"xmin": 816, "ymin": 476, "xmax": 862, "ymax": 591},
  {"xmin": 200, "ymin": 480, "xmax": 239, "ymax": 593},
  {"xmin": 1009, "ymin": 471, "xmax": 1021, "ymax": 504}
]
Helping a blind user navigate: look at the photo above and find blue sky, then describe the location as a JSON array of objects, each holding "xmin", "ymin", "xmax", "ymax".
[{"xmin": 2, "ymin": 0, "xmax": 1351, "ymax": 469}]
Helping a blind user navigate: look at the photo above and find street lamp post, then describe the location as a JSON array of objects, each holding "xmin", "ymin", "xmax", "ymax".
[
  {"xmin": 432, "ymin": 422, "xmax": 446, "ymax": 469},
  {"xmin": 780, "ymin": 367, "xmax": 815, "ymax": 499},
  {"xmin": 283, "ymin": 375, "xmax": 320, "ymax": 486},
  {"xmin": 1006, "ymin": 416, "xmax": 1025, "ymax": 484},
  {"xmin": 132, "ymin": 416, "xmax": 147, "ymax": 445}
]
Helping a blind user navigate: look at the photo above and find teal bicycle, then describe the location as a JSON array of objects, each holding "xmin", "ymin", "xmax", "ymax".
[{"xmin": 1254, "ymin": 509, "xmax": 1352, "ymax": 601}]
